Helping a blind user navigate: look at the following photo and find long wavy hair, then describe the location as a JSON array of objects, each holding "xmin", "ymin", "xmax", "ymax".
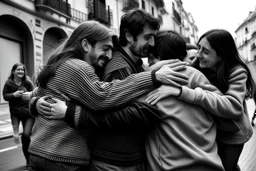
[
  {"xmin": 196, "ymin": 29, "xmax": 255, "ymax": 98},
  {"xmin": 119, "ymin": 9, "xmax": 160, "ymax": 46},
  {"xmin": 37, "ymin": 20, "xmax": 113, "ymax": 88},
  {"xmin": 9, "ymin": 63, "xmax": 28, "ymax": 83}
]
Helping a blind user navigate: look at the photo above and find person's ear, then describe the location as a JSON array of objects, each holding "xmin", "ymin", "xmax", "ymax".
[
  {"xmin": 81, "ymin": 38, "xmax": 91, "ymax": 52},
  {"xmin": 125, "ymin": 32, "xmax": 133, "ymax": 43}
]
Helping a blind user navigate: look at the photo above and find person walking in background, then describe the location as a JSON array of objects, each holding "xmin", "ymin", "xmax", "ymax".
[
  {"xmin": 146, "ymin": 29, "xmax": 255, "ymax": 171},
  {"xmin": 2, "ymin": 63, "xmax": 35, "ymax": 169}
]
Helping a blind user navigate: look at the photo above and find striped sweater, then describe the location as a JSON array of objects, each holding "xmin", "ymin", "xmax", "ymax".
[{"xmin": 29, "ymin": 58, "xmax": 157, "ymax": 165}]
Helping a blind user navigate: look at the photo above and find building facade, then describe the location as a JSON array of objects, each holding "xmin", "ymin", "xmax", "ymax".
[
  {"xmin": 235, "ymin": 7, "xmax": 256, "ymax": 81},
  {"xmin": 0, "ymin": 0, "xmax": 198, "ymax": 104}
]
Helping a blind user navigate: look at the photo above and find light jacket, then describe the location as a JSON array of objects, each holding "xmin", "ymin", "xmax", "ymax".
[
  {"xmin": 179, "ymin": 66, "xmax": 253, "ymax": 144},
  {"xmin": 143, "ymin": 66, "xmax": 225, "ymax": 171}
]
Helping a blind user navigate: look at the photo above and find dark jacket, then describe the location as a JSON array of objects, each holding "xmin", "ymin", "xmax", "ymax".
[{"xmin": 3, "ymin": 78, "xmax": 34, "ymax": 117}]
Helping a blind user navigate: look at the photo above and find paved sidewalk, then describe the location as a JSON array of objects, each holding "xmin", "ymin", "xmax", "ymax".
[{"xmin": 238, "ymin": 99, "xmax": 256, "ymax": 170}]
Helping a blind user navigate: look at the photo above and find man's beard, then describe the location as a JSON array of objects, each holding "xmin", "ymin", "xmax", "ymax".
[
  {"xmin": 94, "ymin": 64, "xmax": 105, "ymax": 80},
  {"xmin": 130, "ymin": 44, "xmax": 150, "ymax": 58}
]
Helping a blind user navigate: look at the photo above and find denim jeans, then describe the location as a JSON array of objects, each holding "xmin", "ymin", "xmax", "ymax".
[{"xmin": 218, "ymin": 142, "xmax": 244, "ymax": 171}]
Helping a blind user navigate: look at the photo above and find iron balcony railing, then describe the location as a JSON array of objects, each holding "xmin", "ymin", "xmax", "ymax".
[{"xmin": 35, "ymin": 0, "xmax": 71, "ymax": 17}]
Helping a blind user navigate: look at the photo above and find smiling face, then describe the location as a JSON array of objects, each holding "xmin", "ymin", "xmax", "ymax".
[
  {"xmin": 86, "ymin": 36, "xmax": 113, "ymax": 70},
  {"xmin": 129, "ymin": 25, "xmax": 156, "ymax": 58},
  {"xmin": 196, "ymin": 37, "xmax": 221, "ymax": 71},
  {"xmin": 13, "ymin": 65, "xmax": 25, "ymax": 79}
]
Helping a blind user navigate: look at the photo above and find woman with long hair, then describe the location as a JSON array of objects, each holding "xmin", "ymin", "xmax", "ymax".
[
  {"xmin": 146, "ymin": 29, "xmax": 255, "ymax": 171},
  {"xmin": 2, "ymin": 63, "xmax": 34, "ymax": 168}
]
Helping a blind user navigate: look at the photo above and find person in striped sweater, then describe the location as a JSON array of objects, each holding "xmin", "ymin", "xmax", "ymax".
[{"xmin": 28, "ymin": 18, "xmax": 188, "ymax": 170}]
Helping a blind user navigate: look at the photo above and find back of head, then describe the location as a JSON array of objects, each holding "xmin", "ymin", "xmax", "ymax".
[
  {"xmin": 119, "ymin": 9, "xmax": 160, "ymax": 46},
  {"xmin": 153, "ymin": 30, "xmax": 187, "ymax": 61}
]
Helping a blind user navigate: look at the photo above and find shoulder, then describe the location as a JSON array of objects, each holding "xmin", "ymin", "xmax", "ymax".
[
  {"xmin": 229, "ymin": 65, "xmax": 247, "ymax": 79},
  {"xmin": 183, "ymin": 66, "xmax": 205, "ymax": 79},
  {"xmin": 104, "ymin": 50, "xmax": 130, "ymax": 74},
  {"xmin": 4, "ymin": 79, "xmax": 12, "ymax": 86},
  {"xmin": 63, "ymin": 59, "xmax": 94, "ymax": 73}
]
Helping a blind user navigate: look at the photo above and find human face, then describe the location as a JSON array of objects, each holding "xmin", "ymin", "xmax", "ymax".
[
  {"xmin": 87, "ymin": 36, "xmax": 113, "ymax": 69},
  {"xmin": 184, "ymin": 49, "xmax": 197, "ymax": 65},
  {"xmin": 13, "ymin": 65, "xmax": 25, "ymax": 79},
  {"xmin": 196, "ymin": 37, "xmax": 221, "ymax": 71},
  {"xmin": 130, "ymin": 25, "xmax": 156, "ymax": 58}
]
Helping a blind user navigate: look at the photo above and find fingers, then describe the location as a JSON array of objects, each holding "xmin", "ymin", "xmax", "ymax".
[
  {"xmin": 165, "ymin": 61, "xmax": 187, "ymax": 69},
  {"xmin": 36, "ymin": 96, "xmax": 52, "ymax": 116},
  {"xmin": 165, "ymin": 80, "xmax": 181, "ymax": 87},
  {"xmin": 169, "ymin": 72, "xmax": 189, "ymax": 85},
  {"xmin": 145, "ymin": 93, "xmax": 163, "ymax": 105}
]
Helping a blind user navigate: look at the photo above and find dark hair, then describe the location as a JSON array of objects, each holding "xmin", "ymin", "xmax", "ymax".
[
  {"xmin": 197, "ymin": 29, "xmax": 255, "ymax": 98},
  {"xmin": 9, "ymin": 63, "xmax": 27, "ymax": 83},
  {"xmin": 119, "ymin": 9, "xmax": 160, "ymax": 46},
  {"xmin": 186, "ymin": 43, "xmax": 197, "ymax": 50},
  {"xmin": 152, "ymin": 30, "xmax": 187, "ymax": 61},
  {"xmin": 37, "ymin": 20, "xmax": 113, "ymax": 88}
]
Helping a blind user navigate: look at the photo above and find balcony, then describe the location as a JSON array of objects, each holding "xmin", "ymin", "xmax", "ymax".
[
  {"xmin": 88, "ymin": 0, "xmax": 111, "ymax": 26},
  {"xmin": 122, "ymin": 0, "xmax": 139, "ymax": 12},
  {"xmin": 35, "ymin": 0, "xmax": 71, "ymax": 18},
  {"xmin": 71, "ymin": 8, "xmax": 88, "ymax": 23}
]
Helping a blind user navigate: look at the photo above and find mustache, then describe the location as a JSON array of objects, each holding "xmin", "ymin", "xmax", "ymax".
[{"xmin": 99, "ymin": 55, "xmax": 110, "ymax": 63}]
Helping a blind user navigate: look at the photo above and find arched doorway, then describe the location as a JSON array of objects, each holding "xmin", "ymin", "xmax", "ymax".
[
  {"xmin": 43, "ymin": 27, "xmax": 67, "ymax": 65},
  {"xmin": 0, "ymin": 15, "xmax": 33, "ymax": 103}
]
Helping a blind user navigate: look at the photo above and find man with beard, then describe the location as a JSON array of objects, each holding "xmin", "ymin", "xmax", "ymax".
[
  {"xmin": 27, "ymin": 20, "xmax": 188, "ymax": 171},
  {"xmin": 33, "ymin": 9, "xmax": 189, "ymax": 171},
  {"xmin": 87, "ymin": 9, "xmax": 162, "ymax": 170}
]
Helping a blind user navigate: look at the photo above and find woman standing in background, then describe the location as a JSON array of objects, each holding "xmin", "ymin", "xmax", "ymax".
[{"xmin": 2, "ymin": 63, "xmax": 35, "ymax": 169}]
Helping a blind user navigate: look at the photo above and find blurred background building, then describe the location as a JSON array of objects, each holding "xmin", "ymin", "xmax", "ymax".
[
  {"xmin": 235, "ymin": 7, "xmax": 256, "ymax": 81},
  {"xmin": 0, "ymin": 0, "xmax": 198, "ymax": 105}
]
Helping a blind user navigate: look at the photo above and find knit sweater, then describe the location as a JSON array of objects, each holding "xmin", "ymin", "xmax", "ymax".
[
  {"xmin": 28, "ymin": 58, "xmax": 157, "ymax": 165},
  {"xmin": 91, "ymin": 47, "xmax": 149, "ymax": 166}
]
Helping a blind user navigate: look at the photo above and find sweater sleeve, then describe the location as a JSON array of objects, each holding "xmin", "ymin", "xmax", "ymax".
[
  {"xmin": 2, "ymin": 80, "xmax": 15, "ymax": 101},
  {"xmin": 178, "ymin": 67, "xmax": 245, "ymax": 119},
  {"xmin": 65, "ymin": 101, "xmax": 161, "ymax": 130},
  {"xmin": 64, "ymin": 62, "xmax": 157, "ymax": 111}
]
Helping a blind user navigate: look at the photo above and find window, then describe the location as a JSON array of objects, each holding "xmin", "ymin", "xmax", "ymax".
[
  {"xmin": 142, "ymin": 0, "xmax": 145, "ymax": 9},
  {"xmin": 245, "ymin": 27, "xmax": 248, "ymax": 34},
  {"xmin": 151, "ymin": 7, "xmax": 154, "ymax": 16}
]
